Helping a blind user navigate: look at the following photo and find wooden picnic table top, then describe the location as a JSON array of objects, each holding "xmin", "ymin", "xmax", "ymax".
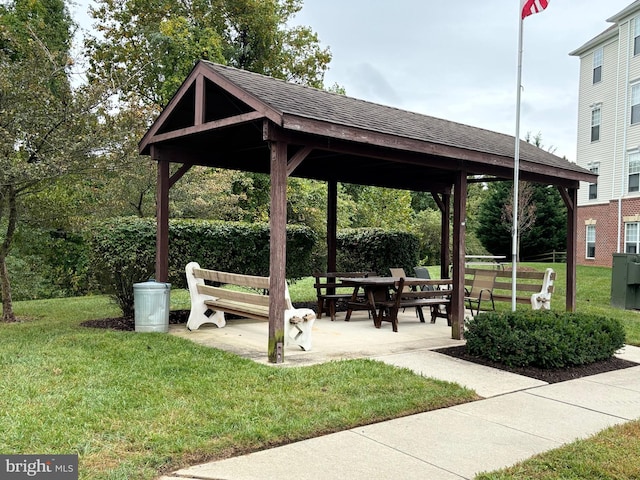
[{"xmin": 338, "ymin": 276, "xmax": 451, "ymax": 287}]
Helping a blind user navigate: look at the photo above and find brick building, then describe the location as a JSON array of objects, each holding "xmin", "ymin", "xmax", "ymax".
[{"xmin": 571, "ymin": 1, "xmax": 640, "ymax": 267}]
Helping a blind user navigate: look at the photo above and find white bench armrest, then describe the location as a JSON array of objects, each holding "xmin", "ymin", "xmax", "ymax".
[{"xmin": 531, "ymin": 268, "xmax": 555, "ymax": 310}]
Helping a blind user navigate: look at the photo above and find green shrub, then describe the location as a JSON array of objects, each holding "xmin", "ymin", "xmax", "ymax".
[
  {"xmin": 166, "ymin": 219, "xmax": 317, "ymax": 286},
  {"xmin": 336, "ymin": 228, "xmax": 419, "ymax": 275},
  {"xmin": 8, "ymin": 226, "xmax": 90, "ymax": 300},
  {"xmin": 88, "ymin": 218, "xmax": 157, "ymax": 316},
  {"xmin": 88, "ymin": 217, "xmax": 317, "ymax": 316},
  {"xmin": 465, "ymin": 310, "xmax": 625, "ymax": 369}
]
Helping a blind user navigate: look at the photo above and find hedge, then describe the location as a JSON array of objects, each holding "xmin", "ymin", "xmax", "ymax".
[
  {"xmin": 465, "ymin": 310, "xmax": 626, "ymax": 369},
  {"xmin": 336, "ymin": 228, "xmax": 419, "ymax": 276},
  {"xmin": 88, "ymin": 217, "xmax": 317, "ymax": 316}
]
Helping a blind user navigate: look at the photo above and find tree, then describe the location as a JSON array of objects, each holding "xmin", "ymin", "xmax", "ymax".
[
  {"xmin": 476, "ymin": 181, "xmax": 566, "ymax": 260},
  {"xmin": 350, "ymin": 187, "xmax": 414, "ymax": 231},
  {"xmin": 525, "ymin": 131, "xmax": 557, "ymax": 155},
  {"xmin": 82, "ymin": 0, "xmax": 334, "ymax": 222},
  {"xmin": 501, "ymin": 181, "xmax": 537, "ymax": 261},
  {"xmin": 477, "ymin": 182, "xmax": 512, "ymax": 257},
  {"xmin": 1, "ymin": 0, "xmax": 72, "ymax": 60},
  {"xmin": 0, "ymin": 1, "xmax": 107, "ymax": 321},
  {"xmin": 475, "ymin": 132, "xmax": 567, "ymax": 260},
  {"xmin": 85, "ymin": 0, "xmax": 332, "ymax": 108}
]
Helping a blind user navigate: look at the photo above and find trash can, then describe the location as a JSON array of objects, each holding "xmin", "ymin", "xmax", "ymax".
[
  {"xmin": 133, "ymin": 280, "xmax": 171, "ymax": 332},
  {"xmin": 611, "ymin": 254, "xmax": 640, "ymax": 310}
]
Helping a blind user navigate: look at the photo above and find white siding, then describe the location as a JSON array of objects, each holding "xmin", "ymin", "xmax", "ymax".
[{"xmin": 576, "ymin": 37, "xmax": 619, "ymax": 206}]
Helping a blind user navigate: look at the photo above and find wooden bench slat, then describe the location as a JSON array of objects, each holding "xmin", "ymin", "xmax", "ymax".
[
  {"xmin": 464, "ymin": 267, "xmax": 555, "ymax": 312},
  {"xmin": 493, "ymin": 281, "xmax": 550, "ymax": 293},
  {"xmin": 377, "ymin": 278, "xmax": 452, "ymax": 331},
  {"xmin": 204, "ymin": 299, "xmax": 269, "ymax": 320},
  {"xmin": 197, "ymin": 284, "xmax": 270, "ymax": 307},
  {"xmin": 186, "ymin": 262, "xmax": 316, "ymax": 351},
  {"xmin": 491, "ymin": 295, "xmax": 532, "ymax": 304},
  {"xmin": 193, "ymin": 267, "xmax": 270, "ymax": 289},
  {"xmin": 313, "ymin": 271, "xmax": 374, "ymax": 321}
]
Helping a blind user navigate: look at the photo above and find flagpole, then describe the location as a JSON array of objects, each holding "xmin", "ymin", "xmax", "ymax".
[{"xmin": 512, "ymin": 12, "xmax": 524, "ymax": 311}]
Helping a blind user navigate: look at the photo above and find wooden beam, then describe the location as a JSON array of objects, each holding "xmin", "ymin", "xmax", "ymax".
[
  {"xmin": 153, "ymin": 146, "xmax": 170, "ymax": 283},
  {"xmin": 557, "ymin": 185, "xmax": 574, "ymax": 211},
  {"xmin": 194, "ymin": 75, "xmax": 205, "ymax": 126},
  {"xmin": 431, "ymin": 192, "xmax": 450, "ymax": 279},
  {"xmin": 139, "ymin": 63, "xmax": 209, "ymax": 152},
  {"xmin": 199, "ymin": 66, "xmax": 283, "ymax": 124},
  {"xmin": 266, "ymin": 122, "xmax": 594, "ymax": 187},
  {"xmin": 451, "ymin": 172, "xmax": 467, "ymax": 340},
  {"xmin": 327, "ymin": 180, "xmax": 338, "ymax": 272},
  {"xmin": 268, "ymin": 141, "xmax": 288, "ymax": 364},
  {"xmin": 144, "ymin": 111, "xmax": 264, "ymax": 147},
  {"xmin": 287, "ymin": 146, "xmax": 313, "ymax": 177},
  {"xmin": 169, "ymin": 163, "xmax": 193, "ymax": 188},
  {"xmin": 559, "ymin": 186, "xmax": 578, "ymax": 312}
]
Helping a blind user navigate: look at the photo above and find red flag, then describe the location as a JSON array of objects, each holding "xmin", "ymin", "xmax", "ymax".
[{"xmin": 521, "ymin": 0, "xmax": 549, "ymax": 19}]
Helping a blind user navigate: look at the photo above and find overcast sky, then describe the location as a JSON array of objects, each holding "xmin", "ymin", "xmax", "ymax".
[
  {"xmin": 289, "ymin": 0, "xmax": 640, "ymax": 163},
  {"xmin": 71, "ymin": 1, "xmax": 635, "ymax": 162}
]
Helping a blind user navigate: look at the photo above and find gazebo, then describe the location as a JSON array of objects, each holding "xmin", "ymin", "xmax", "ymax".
[{"xmin": 139, "ymin": 61, "xmax": 596, "ymax": 363}]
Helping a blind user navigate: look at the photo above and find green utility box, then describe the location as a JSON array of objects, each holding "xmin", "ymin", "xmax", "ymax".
[{"xmin": 611, "ymin": 253, "xmax": 640, "ymax": 309}]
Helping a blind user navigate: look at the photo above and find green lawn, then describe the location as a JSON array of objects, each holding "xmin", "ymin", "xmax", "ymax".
[
  {"xmin": 2, "ymin": 263, "xmax": 639, "ymax": 479},
  {"xmin": 1, "ymin": 295, "xmax": 477, "ymax": 480}
]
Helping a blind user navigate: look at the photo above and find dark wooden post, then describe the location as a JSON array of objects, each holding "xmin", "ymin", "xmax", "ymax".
[
  {"xmin": 451, "ymin": 173, "xmax": 467, "ymax": 340},
  {"xmin": 327, "ymin": 180, "xmax": 338, "ymax": 272},
  {"xmin": 153, "ymin": 146, "xmax": 170, "ymax": 283},
  {"xmin": 268, "ymin": 141, "xmax": 288, "ymax": 363},
  {"xmin": 562, "ymin": 186, "xmax": 578, "ymax": 312},
  {"xmin": 432, "ymin": 192, "xmax": 451, "ymax": 280},
  {"xmin": 442, "ymin": 193, "xmax": 451, "ymax": 280}
]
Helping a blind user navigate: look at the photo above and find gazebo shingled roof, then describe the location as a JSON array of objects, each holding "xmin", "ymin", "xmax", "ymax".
[
  {"xmin": 140, "ymin": 60, "xmax": 595, "ymax": 363},
  {"xmin": 140, "ymin": 61, "xmax": 593, "ymax": 189}
]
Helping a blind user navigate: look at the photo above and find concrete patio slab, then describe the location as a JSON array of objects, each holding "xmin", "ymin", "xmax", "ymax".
[
  {"xmin": 372, "ymin": 349, "xmax": 546, "ymax": 397},
  {"xmin": 169, "ymin": 309, "xmax": 464, "ymax": 366},
  {"xmin": 354, "ymin": 408, "xmax": 560, "ymax": 479},
  {"xmin": 614, "ymin": 344, "xmax": 640, "ymax": 364},
  {"xmin": 451, "ymin": 390, "xmax": 627, "ymax": 443},
  {"xmin": 169, "ymin": 430, "xmax": 463, "ymax": 480},
  {"xmin": 529, "ymin": 371, "xmax": 640, "ymax": 420}
]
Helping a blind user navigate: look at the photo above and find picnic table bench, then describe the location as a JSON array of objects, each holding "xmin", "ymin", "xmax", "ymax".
[
  {"xmin": 185, "ymin": 262, "xmax": 316, "ymax": 350},
  {"xmin": 375, "ymin": 278, "xmax": 453, "ymax": 332},
  {"xmin": 313, "ymin": 271, "xmax": 375, "ymax": 321}
]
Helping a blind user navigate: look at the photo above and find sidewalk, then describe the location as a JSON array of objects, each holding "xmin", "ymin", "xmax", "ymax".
[{"xmin": 161, "ymin": 314, "xmax": 640, "ymax": 480}]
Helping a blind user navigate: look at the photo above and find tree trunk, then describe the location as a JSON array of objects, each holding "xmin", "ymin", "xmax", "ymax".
[
  {"xmin": 1, "ymin": 185, "xmax": 18, "ymax": 322},
  {"xmin": 0, "ymin": 254, "xmax": 16, "ymax": 322}
]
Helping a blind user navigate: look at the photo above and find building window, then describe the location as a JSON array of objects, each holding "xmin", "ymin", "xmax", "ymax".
[
  {"xmin": 586, "ymin": 225, "xmax": 596, "ymax": 258},
  {"xmin": 632, "ymin": 84, "xmax": 640, "ymax": 124},
  {"xmin": 635, "ymin": 17, "xmax": 640, "ymax": 56},
  {"xmin": 589, "ymin": 164, "xmax": 599, "ymax": 199},
  {"xmin": 626, "ymin": 222, "xmax": 640, "ymax": 253},
  {"xmin": 593, "ymin": 47, "xmax": 603, "ymax": 84},
  {"xmin": 591, "ymin": 106, "xmax": 601, "ymax": 142},
  {"xmin": 630, "ymin": 152, "xmax": 640, "ymax": 193}
]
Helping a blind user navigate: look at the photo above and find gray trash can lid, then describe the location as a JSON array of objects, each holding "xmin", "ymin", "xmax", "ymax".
[{"xmin": 133, "ymin": 279, "xmax": 171, "ymax": 289}]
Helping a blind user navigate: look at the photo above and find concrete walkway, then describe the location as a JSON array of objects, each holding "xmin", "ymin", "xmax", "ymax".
[{"xmin": 160, "ymin": 311, "xmax": 640, "ymax": 480}]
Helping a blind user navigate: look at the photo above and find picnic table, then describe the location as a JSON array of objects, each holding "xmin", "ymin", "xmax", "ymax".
[
  {"xmin": 338, "ymin": 276, "xmax": 451, "ymax": 331},
  {"xmin": 464, "ymin": 255, "xmax": 507, "ymax": 270}
]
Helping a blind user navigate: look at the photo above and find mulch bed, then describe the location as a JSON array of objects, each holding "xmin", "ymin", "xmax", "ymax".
[
  {"xmin": 80, "ymin": 309, "xmax": 191, "ymax": 331},
  {"xmin": 434, "ymin": 345, "xmax": 639, "ymax": 383},
  {"xmin": 81, "ymin": 304, "xmax": 639, "ymax": 384}
]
